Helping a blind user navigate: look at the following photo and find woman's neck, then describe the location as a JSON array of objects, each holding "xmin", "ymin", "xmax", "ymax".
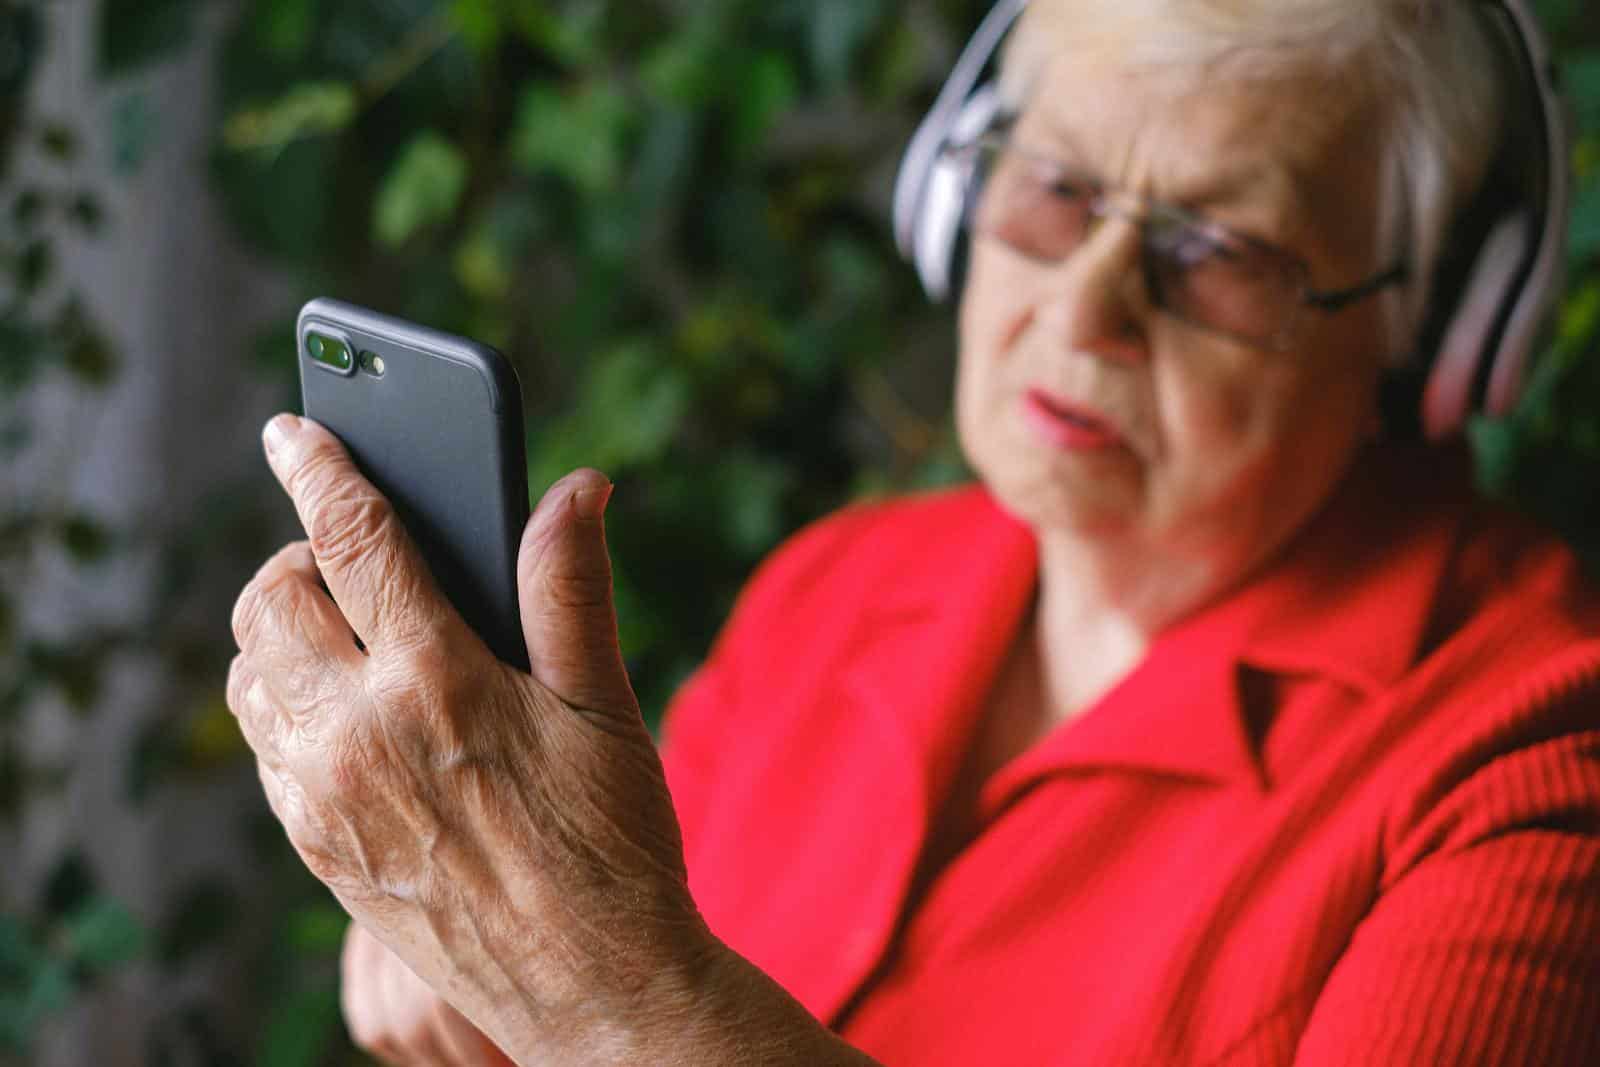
[{"xmin": 1029, "ymin": 530, "xmax": 1227, "ymax": 723}]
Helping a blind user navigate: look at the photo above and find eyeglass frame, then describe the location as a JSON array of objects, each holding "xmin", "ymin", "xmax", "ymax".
[{"xmin": 942, "ymin": 122, "xmax": 1412, "ymax": 353}]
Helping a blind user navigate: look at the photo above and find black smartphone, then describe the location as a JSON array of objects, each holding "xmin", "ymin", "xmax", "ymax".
[{"xmin": 296, "ymin": 297, "xmax": 531, "ymax": 670}]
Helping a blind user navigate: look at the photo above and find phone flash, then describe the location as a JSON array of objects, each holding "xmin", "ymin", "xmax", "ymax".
[{"xmin": 359, "ymin": 351, "xmax": 387, "ymax": 377}]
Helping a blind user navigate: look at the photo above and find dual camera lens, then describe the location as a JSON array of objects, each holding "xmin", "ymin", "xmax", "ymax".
[{"xmin": 306, "ymin": 331, "xmax": 384, "ymax": 377}]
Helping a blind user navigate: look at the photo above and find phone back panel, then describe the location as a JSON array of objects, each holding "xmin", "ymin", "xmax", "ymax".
[{"xmin": 297, "ymin": 298, "xmax": 530, "ymax": 669}]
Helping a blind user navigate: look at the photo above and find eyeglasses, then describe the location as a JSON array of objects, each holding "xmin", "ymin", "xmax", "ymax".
[{"xmin": 944, "ymin": 130, "xmax": 1410, "ymax": 352}]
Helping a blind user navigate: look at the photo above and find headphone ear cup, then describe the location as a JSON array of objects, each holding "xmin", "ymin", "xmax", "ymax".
[
  {"xmin": 1421, "ymin": 213, "xmax": 1532, "ymax": 440},
  {"xmin": 909, "ymin": 86, "xmax": 1002, "ymax": 302}
]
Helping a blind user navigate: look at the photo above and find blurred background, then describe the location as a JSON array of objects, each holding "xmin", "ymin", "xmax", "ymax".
[{"xmin": 1, "ymin": 1, "xmax": 1597, "ymax": 1063}]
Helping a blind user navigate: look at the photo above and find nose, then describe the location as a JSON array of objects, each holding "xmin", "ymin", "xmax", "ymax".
[{"xmin": 1037, "ymin": 214, "xmax": 1149, "ymax": 363}]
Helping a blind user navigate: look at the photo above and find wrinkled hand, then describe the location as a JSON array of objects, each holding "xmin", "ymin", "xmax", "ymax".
[
  {"xmin": 342, "ymin": 920, "xmax": 515, "ymax": 1066},
  {"xmin": 227, "ymin": 414, "xmax": 712, "ymax": 1063}
]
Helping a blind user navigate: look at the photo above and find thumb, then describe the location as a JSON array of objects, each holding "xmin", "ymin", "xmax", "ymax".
[{"xmin": 517, "ymin": 468, "xmax": 637, "ymax": 716}]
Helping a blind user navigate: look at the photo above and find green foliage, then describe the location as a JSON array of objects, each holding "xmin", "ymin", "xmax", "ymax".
[
  {"xmin": 4, "ymin": 0, "xmax": 1597, "ymax": 1064},
  {"xmin": 0, "ymin": 854, "xmax": 146, "ymax": 1059},
  {"xmin": 206, "ymin": 0, "xmax": 965, "ymax": 736},
  {"xmin": 373, "ymin": 130, "xmax": 467, "ymax": 245}
]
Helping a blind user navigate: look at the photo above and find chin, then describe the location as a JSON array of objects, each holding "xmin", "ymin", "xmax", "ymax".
[{"xmin": 968, "ymin": 429, "xmax": 1143, "ymax": 541}]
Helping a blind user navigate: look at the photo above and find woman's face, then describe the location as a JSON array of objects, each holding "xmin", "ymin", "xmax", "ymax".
[{"xmin": 957, "ymin": 52, "xmax": 1398, "ymax": 579}]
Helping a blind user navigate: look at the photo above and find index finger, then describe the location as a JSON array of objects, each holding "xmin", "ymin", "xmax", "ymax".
[{"xmin": 262, "ymin": 413, "xmax": 450, "ymax": 653}]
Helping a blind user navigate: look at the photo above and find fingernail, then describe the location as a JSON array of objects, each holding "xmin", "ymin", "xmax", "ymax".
[
  {"xmin": 572, "ymin": 482, "xmax": 613, "ymax": 521},
  {"xmin": 264, "ymin": 414, "xmax": 301, "ymax": 456}
]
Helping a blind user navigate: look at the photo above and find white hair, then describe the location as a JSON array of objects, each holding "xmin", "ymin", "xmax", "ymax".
[{"xmin": 997, "ymin": 0, "xmax": 1507, "ymax": 364}]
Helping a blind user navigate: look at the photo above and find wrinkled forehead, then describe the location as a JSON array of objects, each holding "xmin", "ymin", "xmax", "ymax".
[{"xmin": 1009, "ymin": 47, "xmax": 1388, "ymax": 262}]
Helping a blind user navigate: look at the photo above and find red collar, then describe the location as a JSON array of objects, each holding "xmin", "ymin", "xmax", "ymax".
[{"xmin": 844, "ymin": 442, "xmax": 1472, "ymax": 798}]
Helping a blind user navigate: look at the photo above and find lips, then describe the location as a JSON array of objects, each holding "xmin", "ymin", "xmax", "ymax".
[{"xmin": 1022, "ymin": 389, "xmax": 1124, "ymax": 450}]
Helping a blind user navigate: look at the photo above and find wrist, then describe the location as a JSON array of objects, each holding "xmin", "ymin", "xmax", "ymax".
[{"xmin": 611, "ymin": 934, "xmax": 884, "ymax": 1067}]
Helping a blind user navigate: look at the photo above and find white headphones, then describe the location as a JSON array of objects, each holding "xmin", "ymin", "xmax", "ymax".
[{"xmin": 892, "ymin": 0, "xmax": 1571, "ymax": 439}]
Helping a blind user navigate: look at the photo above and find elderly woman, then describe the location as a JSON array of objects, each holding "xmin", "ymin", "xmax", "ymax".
[{"xmin": 227, "ymin": 0, "xmax": 1600, "ymax": 1064}]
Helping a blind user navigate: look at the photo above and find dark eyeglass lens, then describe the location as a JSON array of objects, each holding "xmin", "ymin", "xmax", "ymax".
[
  {"xmin": 1146, "ymin": 222, "xmax": 1293, "ymax": 344},
  {"xmin": 976, "ymin": 149, "xmax": 1091, "ymax": 262}
]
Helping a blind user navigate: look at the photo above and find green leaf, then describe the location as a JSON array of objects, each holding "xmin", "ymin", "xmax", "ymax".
[
  {"xmin": 510, "ymin": 1, "xmax": 606, "ymax": 66},
  {"xmin": 373, "ymin": 131, "xmax": 468, "ymax": 247},
  {"xmin": 58, "ymin": 516, "xmax": 113, "ymax": 564},
  {"xmin": 98, "ymin": 0, "xmax": 198, "ymax": 77},
  {"xmin": 0, "ymin": 418, "xmax": 28, "ymax": 459},
  {"xmin": 41, "ymin": 853, "xmax": 95, "ymax": 919},
  {"xmin": 61, "ymin": 322, "xmax": 118, "ymax": 387},
  {"xmin": 222, "ymin": 82, "xmax": 357, "ymax": 153},
  {"xmin": 159, "ymin": 880, "xmax": 238, "ymax": 967},
  {"xmin": 808, "ymin": 0, "xmax": 888, "ymax": 93},
  {"xmin": 283, "ymin": 905, "xmax": 347, "ymax": 957},
  {"xmin": 65, "ymin": 898, "xmax": 146, "ymax": 972},
  {"xmin": 0, "ymin": 320, "xmax": 46, "ymax": 391},
  {"xmin": 639, "ymin": 21, "xmax": 721, "ymax": 106},
  {"xmin": 68, "ymin": 193, "xmax": 105, "ymax": 234},
  {"xmin": 1536, "ymin": 0, "xmax": 1584, "ymax": 42},
  {"xmin": 1567, "ymin": 53, "xmax": 1600, "ymax": 136},
  {"xmin": 109, "ymin": 92, "xmax": 158, "ymax": 176},
  {"xmin": 252, "ymin": 0, "xmax": 317, "ymax": 59},
  {"xmin": 0, "ymin": 591, "xmax": 13, "ymax": 655},
  {"xmin": 511, "ymin": 82, "xmax": 631, "ymax": 194},
  {"xmin": 449, "ymin": 0, "xmax": 503, "ymax": 54},
  {"xmin": 37, "ymin": 124, "xmax": 78, "ymax": 161},
  {"xmin": 730, "ymin": 52, "xmax": 800, "ymax": 156},
  {"xmin": 15, "ymin": 240, "xmax": 52, "ymax": 295},
  {"xmin": 1571, "ymin": 175, "xmax": 1600, "ymax": 265},
  {"xmin": 256, "ymin": 980, "xmax": 342, "ymax": 1067},
  {"xmin": 531, "ymin": 341, "xmax": 691, "ymax": 486},
  {"xmin": 10, "ymin": 188, "xmax": 44, "ymax": 228},
  {"xmin": 711, "ymin": 452, "xmax": 794, "ymax": 556}
]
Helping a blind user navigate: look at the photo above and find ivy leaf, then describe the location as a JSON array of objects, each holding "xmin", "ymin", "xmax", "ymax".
[
  {"xmin": 1567, "ymin": 52, "xmax": 1600, "ymax": 135},
  {"xmin": 509, "ymin": 2, "xmax": 606, "ymax": 66},
  {"xmin": 0, "ymin": 319, "xmax": 46, "ymax": 390},
  {"xmin": 16, "ymin": 240, "xmax": 52, "ymax": 295},
  {"xmin": 730, "ymin": 51, "xmax": 800, "ymax": 157},
  {"xmin": 58, "ymin": 515, "xmax": 114, "ymax": 564},
  {"xmin": 808, "ymin": 0, "xmax": 888, "ymax": 93},
  {"xmin": 511, "ymin": 82, "xmax": 631, "ymax": 195},
  {"xmin": 0, "ymin": 417, "xmax": 28, "ymax": 459},
  {"xmin": 256, "ymin": 980, "xmax": 343, "ymax": 1067},
  {"xmin": 109, "ymin": 92, "xmax": 158, "ymax": 175},
  {"xmin": 178, "ymin": 696, "xmax": 249, "ymax": 769},
  {"xmin": 222, "ymin": 82, "xmax": 357, "ymax": 153},
  {"xmin": 251, "ymin": 0, "xmax": 317, "ymax": 59},
  {"xmin": 41, "ymin": 852, "xmax": 95, "ymax": 919},
  {"xmin": 159, "ymin": 880, "xmax": 238, "ymax": 967},
  {"xmin": 37, "ymin": 124, "xmax": 77, "ymax": 161},
  {"xmin": 61, "ymin": 321, "xmax": 118, "ymax": 387},
  {"xmin": 11, "ymin": 188, "xmax": 44, "ymax": 228},
  {"xmin": 373, "ymin": 131, "xmax": 468, "ymax": 247},
  {"xmin": 68, "ymin": 194, "xmax": 104, "ymax": 234},
  {"xmin": 449, "ymin": 0, "xmax": 503, "ymax": 54},
  {"xmin": 639, "ymin": 19, "xmax": 721, "ymax": 106},
  {"xmin": 65, "ymin": 898, "xmax": 146, "ymax": 973},
  {"xmin": 283, "ymin": 905, "xmax": 348, "ymax": 957},
  {"xmin": 98, "ymin": 0, "xmax": 199, "ymax": 77},
  {"xmin": 531, "ymin": 341, "xmax": 690, "ymax": 487}
]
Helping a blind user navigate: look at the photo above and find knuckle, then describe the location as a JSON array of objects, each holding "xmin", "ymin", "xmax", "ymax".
[
  {"xmin": 231, "ymin": 582, "xmax": 268, "ymax": 650},
  {"xmin": 232, "ymin": 552, "xmax": 304, "ymax": 651},
  {"xmin": 540, "ymin": 568, "xmax": 612, "ymax": 612},
  {"xmin": 306, "ymin": 481, "xmax": 397, "ymax": 569},
  {"xmin": 225, "ymin": 655, "xmax": 252, "ymax": 714}
]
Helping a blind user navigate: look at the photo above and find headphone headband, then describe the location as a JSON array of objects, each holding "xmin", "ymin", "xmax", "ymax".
[{"xmin": 892, "ymin": 0, "xmax": 1571, "ymax": 437}]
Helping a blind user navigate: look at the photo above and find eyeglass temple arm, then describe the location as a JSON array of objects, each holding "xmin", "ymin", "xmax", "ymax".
[{"xmin": 1305, "ymin": 261, "xmax": 1411, "ymax": 311}]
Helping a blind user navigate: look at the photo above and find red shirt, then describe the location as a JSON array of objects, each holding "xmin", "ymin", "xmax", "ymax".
[{"xmin": 659, "ymin": 443, "xmax": 1600, "ymax": 1065}]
